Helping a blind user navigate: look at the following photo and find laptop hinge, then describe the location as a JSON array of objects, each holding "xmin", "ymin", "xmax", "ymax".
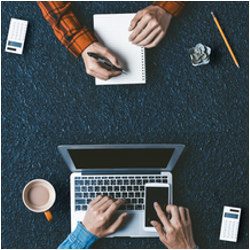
[{"xmin": 80, "ymin": 170, "xmax": 164, "ymax": 175}]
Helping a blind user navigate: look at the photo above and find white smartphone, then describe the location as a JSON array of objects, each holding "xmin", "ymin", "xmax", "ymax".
[{"xmin": 144, "ymin": 183, "xmax": 171, "ymax": 231}]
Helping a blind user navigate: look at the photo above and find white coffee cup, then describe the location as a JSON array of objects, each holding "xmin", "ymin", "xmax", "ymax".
[{"xmin": 22, "ymin": 179, "xmax": 56, "ymax": 221}]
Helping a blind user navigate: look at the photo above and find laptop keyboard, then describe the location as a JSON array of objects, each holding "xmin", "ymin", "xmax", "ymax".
[{"xmin": 74, "ymin": 175, "xmax": 168, "ymax": 211}]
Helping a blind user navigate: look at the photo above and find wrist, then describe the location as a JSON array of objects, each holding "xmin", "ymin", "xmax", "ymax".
[
  {"xmin": 152, "ymin": 4, "xmax": 173, "ymax": 19},
  {"xmin": 81, "ymin": 41, "xmax": 98, "ymax": 56},
  {"xmin": 81, "ymin": 222, "xmax": 103, "ymax": 238}
]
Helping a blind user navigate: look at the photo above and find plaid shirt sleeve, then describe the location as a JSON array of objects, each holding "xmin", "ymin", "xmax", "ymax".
[
  {"xmin": 37, "ymin": 1, "xmax": 97, "ymax": 58},
  {"xmin": 153, "ymin": 1, "xmax": 187, "ymax": 17}
]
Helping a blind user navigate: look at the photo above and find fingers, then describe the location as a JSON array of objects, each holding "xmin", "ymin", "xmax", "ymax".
[
  {"xmin": 153, "ymin": 202, "xmax": 172, "ymax": 229},
  {"xmin": 132, "ymin": 21, "xmax": 160, "ymax": 45},
  {"xmin": 92, "ymin": 197, "xmax": 124, "ymax": 213},
  {"xmin": 179, "ymin": 206, "xmax": 187, "ymax": 222},
  {"xmin": 128, "ymin": 11, "xmax": 143, "ymax": 31},
  {"xmin": 137, "ymin": 27, "xmax": 162, "ymax": 47},
  {"xmin": 87, "ymin": 62, "xmax": 121, "ymax": 80},
  {"xmin": 129, "ymin": 16, "xmax": 150, "ymax": 42},
  {"xmin": 145, "ymin": 31, "xmax": 165, "ymax": 48},
  {"xmin": 129, "ymin": 12, "xmax": 166, "ymax": 48},
  {"xmin": 82, "ymin": 42, "xmax": 122, "ymax": 80},
  {"xmin": 92, "ymin": 196, "xmax": 110, "ymax": 210},
  {"xmin": 105, "ymin": 212, "xmax": 127, "ymax": 235},
  {"xmin": 166, "ymin": 204, "xmax": 181, "ymax": 224},
  {"xmin": 185, "ymin": 207, "xmax": 191, "ymax": 223},
  {"xmin": 96, "ymin": 62, "xmax": 122, "ymax": 78},
  {"xmin": 88, "ymin": 195, "xmax": 103, "ymax": 207},
  {"xmin": 105, "ymin": 198, "xmax": 125, "ymax": 217},
  {"xmin": 151, "ymin": 220, "xmax": 165, "ymax": 239},
  {"xmin": 99, "ymin": 198, "xmax": 116, "ymax": 212},
  {"xmin": 98, "ymin": 48, "xmax": 121, "ymax": 68}
]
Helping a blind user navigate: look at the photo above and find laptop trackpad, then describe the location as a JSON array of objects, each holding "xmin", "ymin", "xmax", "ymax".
[
  {"xmin": 108, "ymin": 211, "xmax": 158, "ymax": 238},
  {"xmin": 109, "ymin": 211, "xmax": 134, "ymax": 230}
]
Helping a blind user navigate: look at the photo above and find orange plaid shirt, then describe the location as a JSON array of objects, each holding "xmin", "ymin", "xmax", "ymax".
[{"xmin": 37, "ymin": 1, "xmax": 187, "ymax": 58}]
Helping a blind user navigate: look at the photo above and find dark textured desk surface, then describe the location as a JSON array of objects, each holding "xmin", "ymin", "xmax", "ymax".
[{"xmin": 1, "ymin": 1, "xmax": 249, "ymax": 249}]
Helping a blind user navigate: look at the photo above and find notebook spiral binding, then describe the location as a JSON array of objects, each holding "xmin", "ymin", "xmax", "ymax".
[{"xmin": 141, "ymin": 46, "xmax": 146, "ymax": 82}]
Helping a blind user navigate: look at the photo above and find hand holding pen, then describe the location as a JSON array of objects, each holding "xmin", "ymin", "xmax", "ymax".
[
  {"xmin": 81, "ymin": 42, "xmax": 123, "ymax": 80},
  {"xmin": 87, "ymin": 52, "xmax": 126, "ymax": 74}
]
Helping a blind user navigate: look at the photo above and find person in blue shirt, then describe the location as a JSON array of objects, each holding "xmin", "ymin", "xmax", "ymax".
[{"xmin": 58, "ymin": 195, "xmax": 197, "ymax": 249}]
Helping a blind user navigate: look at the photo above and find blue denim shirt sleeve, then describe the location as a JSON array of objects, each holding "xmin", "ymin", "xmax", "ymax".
[{"xmin": 58, "ymin": 222, "xmax": 99, "ymax": 249}]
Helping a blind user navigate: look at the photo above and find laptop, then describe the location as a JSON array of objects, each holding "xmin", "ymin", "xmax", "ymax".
[{"xmin": 58, "ymin": 144, "xmax": 185, "ymax": 237}]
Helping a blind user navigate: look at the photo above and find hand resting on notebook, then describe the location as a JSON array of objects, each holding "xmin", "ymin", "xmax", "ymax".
[
  {"xmin": 81, "ymin": 42, "xmax": 122, "ymax": 80},
  {"xmin": 129, "ymin": 5, "xmax": 172, "ymax": 48},
  {"xmin": 82, "ymin": 195, "xmax": 127, "ymax": 238}
]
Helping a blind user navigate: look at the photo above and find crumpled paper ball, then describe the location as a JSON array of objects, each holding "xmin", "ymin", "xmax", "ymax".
[{"xmin": 189, "ymin": 43, "xmax": 211, "ymax": 67}]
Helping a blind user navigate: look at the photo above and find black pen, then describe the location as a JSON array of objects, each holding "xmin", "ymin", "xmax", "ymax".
[{"xmin": 87, "ymin": 52, "xmax": 126, "ymax": 73}]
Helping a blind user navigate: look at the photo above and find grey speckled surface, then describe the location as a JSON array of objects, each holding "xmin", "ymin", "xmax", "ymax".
[{"xmin": 1, "ymin": 1, "xmax": 249, "ymax": 249}]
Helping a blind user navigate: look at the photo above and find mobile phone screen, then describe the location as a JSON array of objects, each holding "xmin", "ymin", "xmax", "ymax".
[{"xmin": 145, "ymin": 186, "xmax": 169, "ymax": 227}]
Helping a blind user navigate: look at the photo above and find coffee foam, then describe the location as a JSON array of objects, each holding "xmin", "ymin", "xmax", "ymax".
[{"xmin": 27, "ymin": 185, "xmax": 50, "ymax": 207}]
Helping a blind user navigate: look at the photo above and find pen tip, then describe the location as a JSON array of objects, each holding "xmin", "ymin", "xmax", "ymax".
[
  {"xmin": 237, "ymin": 64, "xmax": 240, "ymax": 69},
  {"xmin": 211, "ymin": 11, "xmax": 214, "ymax": 16}
]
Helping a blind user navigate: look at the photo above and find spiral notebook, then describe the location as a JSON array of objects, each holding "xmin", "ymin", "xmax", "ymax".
[{"xmin": 94, "ymin": 13, "xmax": 146, "ymax": 85}]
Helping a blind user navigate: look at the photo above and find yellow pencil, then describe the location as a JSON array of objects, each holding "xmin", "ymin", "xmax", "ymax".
[{"xmin": 211, "ymin": 11, "xmax": 240, "ymax": 69}]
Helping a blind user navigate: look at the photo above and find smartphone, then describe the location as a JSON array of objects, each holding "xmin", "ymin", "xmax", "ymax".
[{"xmin": 144, "ymin": 183, "xmax": 170, "ymax": 231}]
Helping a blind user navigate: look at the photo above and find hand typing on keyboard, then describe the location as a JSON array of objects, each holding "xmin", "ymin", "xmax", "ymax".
[
  {"xmin": 82, "ymin": 196, "xmax": 127, "ymax": 238},
  {"xmin": 151, "ymin": 203, "xmax": 197, "ymax": 249}
]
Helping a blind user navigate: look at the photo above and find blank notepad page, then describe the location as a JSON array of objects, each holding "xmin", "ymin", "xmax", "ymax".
[{"xmin": 94, "ymin": 14, "xmax": 146, "ymax": 85}]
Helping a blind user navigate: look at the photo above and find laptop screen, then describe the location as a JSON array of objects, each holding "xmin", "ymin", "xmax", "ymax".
[{"xmin": 68, "ymin": 148, "xmax": 175, "ymax": 169}]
